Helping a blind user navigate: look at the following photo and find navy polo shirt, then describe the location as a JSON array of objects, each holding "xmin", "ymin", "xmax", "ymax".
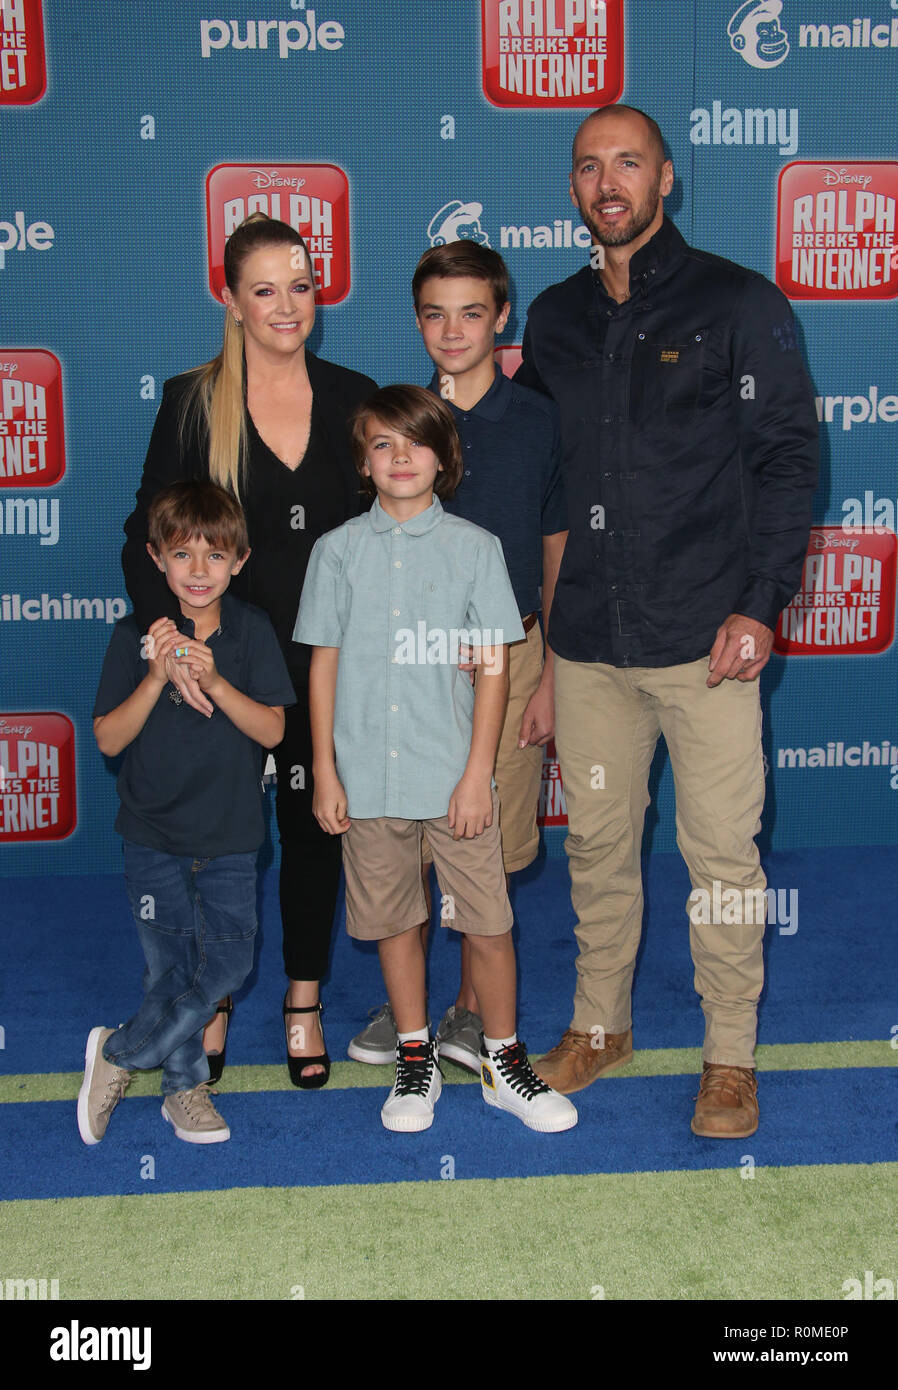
[
  {"xmin": 94, "ymin": 593, "xmax": 296, "ymax": 857},
  {"xmin": 428, "ymin": 366, "xmax": 567, "ymax": 617}
]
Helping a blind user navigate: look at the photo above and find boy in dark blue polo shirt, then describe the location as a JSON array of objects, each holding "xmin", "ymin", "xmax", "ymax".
[
  {"xmin": 79, "ymin": 480, "xmax": 294, "ymax": 1146},
  {"xmin": 348, "ymin": 241, "xmax": 568, "ymax": 1072}
]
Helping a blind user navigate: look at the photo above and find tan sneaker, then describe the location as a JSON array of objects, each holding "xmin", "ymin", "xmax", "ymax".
[
  {"xmin": 77, "ymin": 1026, "xmax": 133, "ymax": 1145},
  {"xmin": 691, "ymin": 1063, "xmax": 759, "ymax": 1138},
  {"xmin": 162, "ymin": 1083, "xmax": 230, "ymax": 1144},
  {"xmin": 532, "ymin": 1027, "xmax": 634, "ymax": 1095}
]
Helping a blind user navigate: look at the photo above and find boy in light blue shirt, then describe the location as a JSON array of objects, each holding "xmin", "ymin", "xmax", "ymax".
[{"xmin": 295, "ymin": 385, "xmax": 577, "ymax": 1134}]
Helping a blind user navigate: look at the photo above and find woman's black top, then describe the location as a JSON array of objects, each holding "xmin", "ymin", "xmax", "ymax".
[{"xmin": 122, "ymin": 352, "xmax": 376, "ymax": 685}]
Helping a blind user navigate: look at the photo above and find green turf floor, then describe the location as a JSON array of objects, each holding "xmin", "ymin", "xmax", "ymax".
[{"xmin": 3, "ymin": 1162, "xmax": 895, "ymax": 1300}]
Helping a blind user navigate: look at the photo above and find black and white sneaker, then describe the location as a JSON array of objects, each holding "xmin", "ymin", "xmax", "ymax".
[
  {"xmin": 481, "ymin": 1038, "xmax": 578, "ymax": 1132},
  {"xmin": 381, "ymin": 1038, "xmax": 442, "ymax": 1132}
]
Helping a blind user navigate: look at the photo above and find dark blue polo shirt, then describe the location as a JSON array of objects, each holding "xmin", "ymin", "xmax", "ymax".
[
  {"xmin": 94, "ymin": 592, "xmax": 295, "ymax": 856},
  {"xmin": 428, "ymin": 366, "xmax": 567, "ymax": 617}
]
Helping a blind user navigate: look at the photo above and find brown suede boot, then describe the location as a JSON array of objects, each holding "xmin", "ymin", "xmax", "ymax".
[
  {"xmin": 532, "ymin": 1027, "xmax": 634, "ymax": 1095},
  {"xmin": 691, "ymin": 1063, "xmax": 759, "ymax": 1138}
]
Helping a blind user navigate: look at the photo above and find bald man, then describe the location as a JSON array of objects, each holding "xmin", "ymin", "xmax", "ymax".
[{"xmin": 515, "ymin": 104, "xmax": 817, "ymax": 1137}]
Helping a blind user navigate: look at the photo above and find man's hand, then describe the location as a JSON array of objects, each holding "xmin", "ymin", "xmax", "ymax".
[
  {"xmin": 448, "ymin": 773, "xmax": 493, "ymax": 839},
  {"xmin": 707, "ymin": 614, "xmax": 774, "ymax": 687},
  {"xmin": 312, "ymin": 769, "xmax": 351, "ymax": 834},
  {"xmin": 517, "ymin": 678, "xmax": 554, "ymax": 748}
]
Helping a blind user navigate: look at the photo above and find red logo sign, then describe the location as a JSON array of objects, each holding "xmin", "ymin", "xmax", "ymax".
[
  {"xmin": 206, "ymin": 164, "xmax": 351, "ymax": 305},
  {"xmin": 481, "ymin": 0, "xmax": 623, "ymax": 108},
  {"xmin": 775, "ymin": 527, "xmax": 897, "ymax": 656},
  {"xmin": 495, "ymin": 345, "xmax": 523, "ymax": 378},
  {"xmin": 0, "ymin": 713, "xmax": 76, "ymax": 841},
  {"xmin": 0, "ymin": 0, "xmax": 46, "ymax": 105},
  {"xmin": 537, "ymin": 738, "xmax": 568, "ymax": 827},
  {"xmin": 776, "ymin": 162, "xmax": 898, "ymax": 301},
  {"xmin": 0, "ymin": 350, "xmax": 64, "ymax": 486}
]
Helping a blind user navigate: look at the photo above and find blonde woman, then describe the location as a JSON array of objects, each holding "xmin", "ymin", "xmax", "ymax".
[{"xmin": 122, "ymin": 214, "xmax": 376, "ymax": 1088}]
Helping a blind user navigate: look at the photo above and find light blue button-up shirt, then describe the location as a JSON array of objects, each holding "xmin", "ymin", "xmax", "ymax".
[{"xmin": 294, "ymin": 495, "xmax": 525, "ymax": 819}]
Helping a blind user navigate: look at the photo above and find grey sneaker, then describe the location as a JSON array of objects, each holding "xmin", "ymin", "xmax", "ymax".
[
  {"xmin": 435, "ymin": 1006, "xmax": 483, "ymax": 1074},
  {"xmin": 77, "ymin": 1026, "xmax": 133, "ymax": 1145},
  {"xmin": 162, "ymin": 1083, "xmax": 230, "ymax": 1144},
  {"xmin": 347, "ymin": 1002, "xmax": 398, "ymax": 1064}
]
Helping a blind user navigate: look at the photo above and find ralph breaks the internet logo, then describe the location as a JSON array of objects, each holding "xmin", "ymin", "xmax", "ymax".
[
  {"xmin": 775, "ymin": 526, "xmax": 897, "ymax": 656},
  {"xmin": 206, "ymin": 164, "xmax": 351, "ymax": 305},
  {"xmin": 776, "ymin": 161, "xmax": 898, "ymax": 300},
  {"xmin": 0, "ymin": 713, "xmax": 76, "ymax": 841},
  {"xmin": 0, "ymin": 351, "xmax": 65, "ymax": 487},
  {"xmin": 0, "ymin": 0, "xmax": 46, "ymax": 105},
  {"xmin": 481, "ymin": 0, "xmax": 623, "ymax": 107}
]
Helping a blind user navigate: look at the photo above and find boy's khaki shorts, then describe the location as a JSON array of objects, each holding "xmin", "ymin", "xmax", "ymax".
[
  {"xmin": 342, "ymin": 788, "xmax": 513, "ymax": 940},
  {"xmin": 422, "ymin": 620, "xmax": 545, "ymax": 874}
]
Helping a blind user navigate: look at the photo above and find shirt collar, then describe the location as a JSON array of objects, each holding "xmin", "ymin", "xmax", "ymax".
[
  {"xmin": 176, "ymin": 589, "xmax": 234, "ymax": 639},
  {"xmin": 592, "ymin": 215, "xmax": 687, "ymax": 303},
  {"xmin": 427, "ymin": 363, "xmax": 511, "ymax": 422},
  {"xmin": 368, "ymin": 494, "xmax": 445, "ymax": 535}
]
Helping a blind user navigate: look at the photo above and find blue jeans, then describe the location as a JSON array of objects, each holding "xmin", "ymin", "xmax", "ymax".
[{"xmin": 103, "ymin": 841, "xmax": 258, "ymax": 1094}]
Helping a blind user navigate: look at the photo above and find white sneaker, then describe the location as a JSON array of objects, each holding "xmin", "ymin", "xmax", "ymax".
[
  {"xmin": 481, "ymin": 1039, "xmax": 578, "ymax": 1132},
  {"xmin": 381, "ymin": 1038, "xmax": 442, "ymax": 1132}
]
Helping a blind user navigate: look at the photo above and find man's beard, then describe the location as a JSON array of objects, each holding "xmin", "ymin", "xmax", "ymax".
[{"xmin": 578, "ymin": 176, "xmax": 663, "ymax": 249}]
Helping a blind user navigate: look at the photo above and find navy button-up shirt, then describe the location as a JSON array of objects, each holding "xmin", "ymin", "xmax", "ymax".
[
  {"xmin": 429, "ymin": 366, "xmax": 567, "ymax": 616},
  {"xmin": 516, "ymin": 217, "xmax": 818, "ymax": 668}
]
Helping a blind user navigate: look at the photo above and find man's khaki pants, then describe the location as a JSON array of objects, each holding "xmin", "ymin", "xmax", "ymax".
[{"xmin": 553, "ymin": 655, "xmax": 767, "ymax": 1067}]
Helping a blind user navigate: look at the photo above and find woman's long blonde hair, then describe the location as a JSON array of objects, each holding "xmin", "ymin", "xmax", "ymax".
[{"xmin": 181, "ymin": 213, "xmax": 313, "ymax": 498}]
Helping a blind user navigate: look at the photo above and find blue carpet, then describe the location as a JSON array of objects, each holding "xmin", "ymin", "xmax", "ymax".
[
  {"xmin": 3, "ymin": 1068, "xmax": 896, "ymax": 1199},
  {"xmin": 1, "ymin": 846, "xmax": 896, "ymax": 1078}
]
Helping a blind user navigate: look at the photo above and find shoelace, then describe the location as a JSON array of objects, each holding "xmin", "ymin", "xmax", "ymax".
[
  {"xmin": 179, "ymin": 1082, "xmax": 220, "ymax": 1117},
  {"xmin": 99, "ymin": 1071, "xmax": 132, "ymax": 1114},
  {"xmin": 698, "ymin": 1067, "xmax": 754, "ymax": 1102},
  {"xmin": 393, "ymin": 1041, "xmax": 438, "ymax": 1098},
  {"xmin": 492, "ymin": 1041, "xmax": 552, "ymax": 1099}
]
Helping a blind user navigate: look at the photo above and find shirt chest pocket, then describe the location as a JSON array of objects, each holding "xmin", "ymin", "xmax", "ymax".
[
  {"xmin": 419, "ymin": 577, "xmax": 473, "ymax": 629},
  {"xmin": 628, "ymin": 331, "xmax": 707, "ymax": 426}
]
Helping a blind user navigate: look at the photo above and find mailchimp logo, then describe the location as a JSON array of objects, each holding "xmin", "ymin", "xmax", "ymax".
[
  {"xmin": 427, "ymin": 202, "xmax": 491, "ymax": 248},
  {"xmin": 728, "ymin": 0, "xmax": 790, "ymax": 68}
]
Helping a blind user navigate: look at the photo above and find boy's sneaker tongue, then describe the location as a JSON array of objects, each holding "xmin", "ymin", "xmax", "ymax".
[
  {"xmin": 480, "ymin": 1037, "xmax": 578, "ymax": 1133},
  {"xmin": 381, "ymin": 1037, "xmax": 442, "ymax": 1133}
]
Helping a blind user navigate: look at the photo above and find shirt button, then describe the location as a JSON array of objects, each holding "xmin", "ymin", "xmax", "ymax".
[
  {"xmin": 603, "ymin": 471, "xmax": 612, "ymax": 479},
  {"xmin": 390, "ymin": 749, "xmax": 398, "ymax": 758},
  {"xmin": 394, "ymin": 560, "xmax": 402, "ymax": 568},
  {"xmin": 602, "ymin": 416, "xmax": 612, "ymax": 425},
  {"xmin": 610, "ymin": 584, "xmax": 618, "ymax": 593},
  {"xmin": 606, "ymin": 352, "xmax": 615, "ymax": 360},
  {"xmin": 464, "ymin": 470, "xmax": 471, "ymax": 476},
  {"xmin": 694, "ymin": 333, "xmax": 702, "ymax": 342},
  {"xmin": 393, "ymin": 527, "xmax": 401, "ymax": 535},
  {"xmin": 391, "ymin": 704, "xmax": 398, "ymax": 712},
  {"xmin": 637, "ymin": 332, "xmax": 646, "ymax": 341}
]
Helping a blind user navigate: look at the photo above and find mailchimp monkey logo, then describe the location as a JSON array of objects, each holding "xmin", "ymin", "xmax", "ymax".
[
  {"xmin": 728, "ymin": 0, "xmax": 790, "ymax": 68},
  {"xmin": 426, "ymin": 201, "xmax": 491, "ymax": 248}
]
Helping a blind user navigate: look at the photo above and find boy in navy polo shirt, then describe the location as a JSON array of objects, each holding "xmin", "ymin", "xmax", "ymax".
[
  {"xmin": 348, "ymin": 242, "xmax": 568, "ymax": 1072},
  {"xmin": 79, "ymin": 480, "xmax": 294, "ymax": 1146}
]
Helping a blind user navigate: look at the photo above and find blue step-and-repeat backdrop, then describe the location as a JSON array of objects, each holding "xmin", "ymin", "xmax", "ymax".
[{"xmin": 1, "ymin": 0, "xmax": 896, "ymax": 875}]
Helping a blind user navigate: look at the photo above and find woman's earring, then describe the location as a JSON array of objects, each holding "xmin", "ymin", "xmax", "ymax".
[{"xmin": 233, "ymin": 316, "xmax": 242, "ymax": 326}]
